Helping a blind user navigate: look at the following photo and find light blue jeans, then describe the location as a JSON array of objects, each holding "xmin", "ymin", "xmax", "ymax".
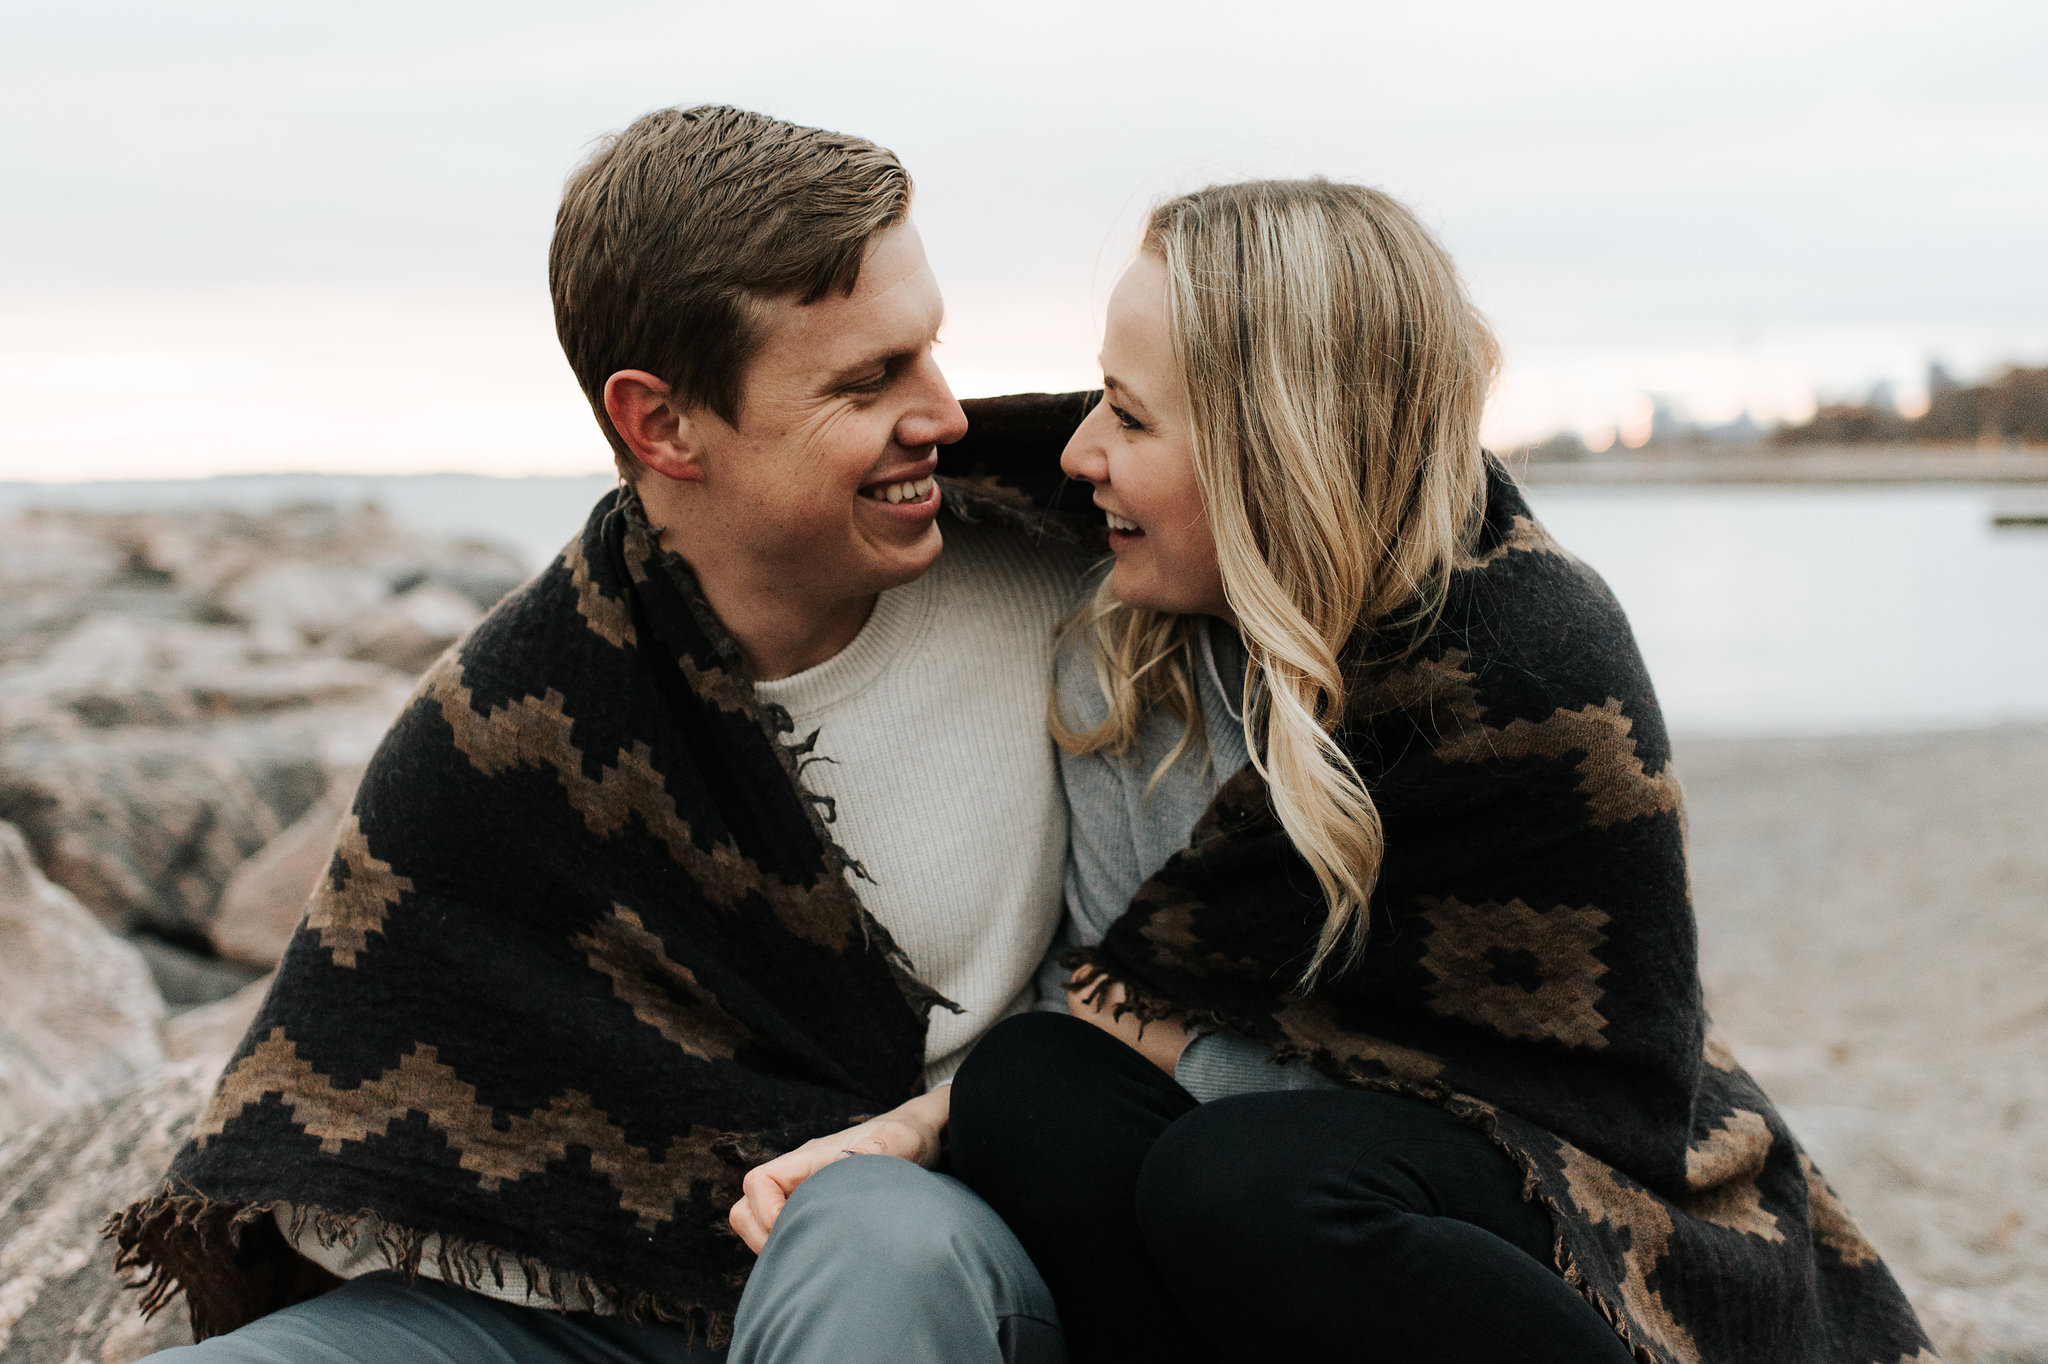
[{"xmin": 143, "ymin": 1157, "xmax": 1065, "ymax": 1364}]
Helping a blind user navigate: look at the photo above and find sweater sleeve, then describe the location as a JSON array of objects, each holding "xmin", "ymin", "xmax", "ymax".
[
  {"xmin": 1174, "ymin": 1031, "xmax": 1348, "ymax": 1102},
  {"xmin": 1051, "ymin": 625, "xmax": 1151, "ymax": 952}
]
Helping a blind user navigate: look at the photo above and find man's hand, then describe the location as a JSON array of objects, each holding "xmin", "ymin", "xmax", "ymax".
[
  {"xmin": 1067, "ymin": 969, "xmax": 1193, "ymax": 1076},
  {"xmin": 728, "ymin": 1085, "xmax": 950, "ymax": 1254}
]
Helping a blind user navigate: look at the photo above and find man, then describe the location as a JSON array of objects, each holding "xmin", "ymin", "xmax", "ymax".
[{"xmin": 116, "ymin": 106, "xmax": 1089, "ymax": 1364}]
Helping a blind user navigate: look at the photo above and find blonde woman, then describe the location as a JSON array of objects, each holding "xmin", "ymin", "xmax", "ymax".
[{"xmin": 947, "ymin": 182, "xmax": 1928, "ymax": 1364}]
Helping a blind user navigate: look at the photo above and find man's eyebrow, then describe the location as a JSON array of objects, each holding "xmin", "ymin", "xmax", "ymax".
[{"xmin": 822, "ymin": 346, "xmax": 919, "ymax": 389}]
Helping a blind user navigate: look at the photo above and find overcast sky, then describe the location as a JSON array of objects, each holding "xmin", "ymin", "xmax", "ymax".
[{"xmin": 3, "ymin": 0, "xmax": 2044, "ymax": 478}]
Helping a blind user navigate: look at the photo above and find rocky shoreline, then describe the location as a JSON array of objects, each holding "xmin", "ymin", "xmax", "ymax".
[
  {"xmin": 1, "ymin": 502, "xmax": 2042, "ymax": 1361},
  {"xmin": 0, "ymin": 502, "xmax": 526, "ymax": 1358}
]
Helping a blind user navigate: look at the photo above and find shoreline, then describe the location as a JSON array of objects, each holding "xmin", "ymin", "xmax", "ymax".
[
  {"xmin": 1514, "ymin": 444, "xmax": 2048, "ymax": 485},
  {"xmin": 3, "ymin": 444, "xmax": 2048, "ymax": 503}
]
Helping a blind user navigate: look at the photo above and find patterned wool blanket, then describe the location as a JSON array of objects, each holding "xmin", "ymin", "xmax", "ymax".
[
  {"xmin": 107, "ymin": 394, "xmax": 1095, "ymax": 1344},
  {"xmin": 1081, "ymin": 452, "xmax": 1933, "ymax": 1363},
  {"xmin": 110, "ymin": 391, "xmax": 1926, "ymax": 1362}
]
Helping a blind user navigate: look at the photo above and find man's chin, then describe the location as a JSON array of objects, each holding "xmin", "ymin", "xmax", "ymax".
[{"xmin": 870, "ymin": 521, "xmax": 945, "ymax": 590}]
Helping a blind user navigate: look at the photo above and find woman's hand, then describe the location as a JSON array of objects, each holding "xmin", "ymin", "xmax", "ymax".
[
  {"xmin": 1067, "ymin": 969, "xmax": 1193, "ymax": 1076},
  {"xmin": 727, "ymin": 1085, "xmax": 950, "ymax": 1255}
]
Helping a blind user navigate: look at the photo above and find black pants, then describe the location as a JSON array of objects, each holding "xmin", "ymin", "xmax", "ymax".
[{"xmin": 950, "ymin": 1012, "xmax": 1633, "ymax": 1364}]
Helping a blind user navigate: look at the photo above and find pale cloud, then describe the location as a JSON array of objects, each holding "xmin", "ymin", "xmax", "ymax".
[{"xmin": 2, "ymin": 0, "xmax": 2043, "ymax": 475}]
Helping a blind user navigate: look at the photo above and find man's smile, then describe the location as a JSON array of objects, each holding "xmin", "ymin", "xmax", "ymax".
[{"xmin": 860, "ymin": 474, "xmax": 938, "ymax": 504}]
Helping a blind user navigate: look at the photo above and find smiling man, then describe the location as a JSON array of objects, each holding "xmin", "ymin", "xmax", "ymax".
[{"xmin": 119, "ymin": 107, "xmax": 1080, "ymax": 1364}]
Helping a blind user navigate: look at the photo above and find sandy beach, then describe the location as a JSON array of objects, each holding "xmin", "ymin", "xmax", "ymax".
[{"xmin": 1681, "ymin": 724, "xmax": 2048, "ymax": 1344}]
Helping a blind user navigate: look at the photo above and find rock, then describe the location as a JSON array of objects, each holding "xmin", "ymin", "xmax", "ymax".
[
  {"xmin": 218, "ymin": 561, "xmax": 392, "ymax": 648},
  {"xmin": 163, "ymin": 975, "xmax": 270, "ymax": 1062},
  {"xmin": 210, "ymin": 781, "xmax": 354, "ymax": 969},
  {"xmin": 0, "ymin": 615, "xmax": 411, "ymax": 736},
  {"xmin": 0, "ymin": 706, "xmax": 396, "ymax": 937},
  {"xmin": 0, "ymin": 821, "xmax": 165, "ymax": 1135},
  {"xmin": 0, "ymin": 1057, "xmax": 220, "ymax": 1363},
  {"xmin": 125, "ymin": 934, "xmax": 266, "ymax": 1013},
  {"xmin": 0, "ymin": 514, "xmax": 132, "ymax": 671},
  {"xmin": 1909, "ymin": 1282, "xmax": 2048, "ymax": 1363},
  {"xmin": 326, "ymin": 583, "xmax": 481, "ymax": 674},
  {"xmin": 0, "ymin": 498, "xmax": 529, "ymax": 1362}
]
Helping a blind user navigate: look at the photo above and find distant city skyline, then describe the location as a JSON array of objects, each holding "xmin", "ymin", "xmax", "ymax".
[{"xmin": 3, "ymin": 0, "xmax": 2044, "ymax": 479}]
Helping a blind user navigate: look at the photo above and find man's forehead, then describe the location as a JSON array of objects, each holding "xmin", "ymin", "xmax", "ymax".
[{"xmin": 755, "ymin": 240, "xmax": 943, "ymax": 380}]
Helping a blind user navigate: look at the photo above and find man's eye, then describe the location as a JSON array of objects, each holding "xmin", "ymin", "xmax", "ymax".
[{"xmin": 846, "ymin": 374, "xmax": 890, "ymax": 396}]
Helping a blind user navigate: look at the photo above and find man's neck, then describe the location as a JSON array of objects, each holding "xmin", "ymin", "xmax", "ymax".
[{"xmin": 653, "ymin": 523, "xmax": 877, "ymax": 682}]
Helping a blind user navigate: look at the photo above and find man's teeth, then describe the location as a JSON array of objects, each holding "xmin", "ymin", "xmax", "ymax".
[
  {"xmin": 1105, "ymin": 512, "xmax": 1140, "ymax": 532},
  {"xmin": 864, "ymin": 475, "xmax": 936, "ymax": 504}
]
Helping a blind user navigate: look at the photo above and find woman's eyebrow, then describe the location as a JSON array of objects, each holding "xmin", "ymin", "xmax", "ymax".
[{"xmin": 1101, "ymin": 374, "xmax": 1152, "ymax": 417}]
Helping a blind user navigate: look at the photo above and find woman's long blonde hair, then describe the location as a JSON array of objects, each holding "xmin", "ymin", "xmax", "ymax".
[{"xmin": 1055, "ymin": 179, "xmax": 1498, "ymax": 986}]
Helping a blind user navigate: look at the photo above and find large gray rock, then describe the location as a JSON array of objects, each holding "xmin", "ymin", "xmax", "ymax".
[
  {"xmin": 0, "ymin": 1057, "xmax": 217, "ymax": 1363},
  {"xmin": 0, "ymin": 616, "xmax": 405, "ymax": 735},
  {"xmin": 0, "ymin": 503, "xmax": 508, "ymax": 943},
  {"xmin": 209, "ymin": 782, "xmax": 354, "ymax": 970},
  {"xmin": 0, "ymin": 514, "xmax": 132, "ymax": 672},
  {"xmin": 324, "ymin": 583, "xmax": 480, "ymax": 675},
  {"xmin": 0, "ymin": 822, "xmax": 164, "ymax": 1135},
  {"xmin": 0, "ymin": 707, "xmax": 395, "ymax": 938}
]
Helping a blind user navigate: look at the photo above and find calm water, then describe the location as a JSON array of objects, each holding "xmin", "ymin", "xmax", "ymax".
[
  {"xmin": 5, "ymin": 474, "xmax": 2045, "ymax": 737},
  {"xmin": 1524, "ymin": 483, "xmax": 2048, "ymax": 735}
]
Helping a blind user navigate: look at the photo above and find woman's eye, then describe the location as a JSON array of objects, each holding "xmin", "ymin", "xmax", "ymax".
[{"xmin": 1110, "ymin": 405, "xmax": 1144, "ymax": 432}]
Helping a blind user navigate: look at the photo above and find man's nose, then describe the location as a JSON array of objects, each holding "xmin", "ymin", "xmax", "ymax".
[{"xmin": 898, "ymin": 352, "xmax": 969, "ymax": 449}]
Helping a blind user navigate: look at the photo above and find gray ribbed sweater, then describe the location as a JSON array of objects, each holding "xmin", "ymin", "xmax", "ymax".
[{"xmin": 1043, "ymin": 604, "xmax": 1342, "ymax": 1101}]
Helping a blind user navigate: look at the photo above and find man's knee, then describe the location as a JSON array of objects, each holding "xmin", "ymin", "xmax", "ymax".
[
  {"xmin": 734, "ymin": 1156, "xmax": 1059, "ymax": 1364},
  {"xmin": 780, "ymin": 1156, "xmax": 989, "ymax": 1267},
  {"xmin": 752, "ymin": 1155, "xmax": 1038, "ymax": 1302}
]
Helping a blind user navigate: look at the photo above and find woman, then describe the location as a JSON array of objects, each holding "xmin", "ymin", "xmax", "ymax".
[{"xmin": 947, "ymin": 181, "xmax": 1929, "ymax": 1364}]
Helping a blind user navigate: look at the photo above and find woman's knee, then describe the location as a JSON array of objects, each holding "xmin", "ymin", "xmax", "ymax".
[
  {"xmin": 1134, "ymin": 1098, "xmax": 1301, "ymax": 1257},
  {"xmin": 950, "ymin": 1012, "xmax": 1126, "ymax": 1160},
  {"xmin": 954, "ymin": 1013, "xmax": 1107, "ymax": 1106},
  {"xmin": 1135, "ymin": 1092, "xmax": 1433, "ymax": 1275}
]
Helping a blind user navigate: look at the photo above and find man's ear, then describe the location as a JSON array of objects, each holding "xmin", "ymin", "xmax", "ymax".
[{"xmin": 603, "ymin": 370, "xmax": 707, "ymax": 483}]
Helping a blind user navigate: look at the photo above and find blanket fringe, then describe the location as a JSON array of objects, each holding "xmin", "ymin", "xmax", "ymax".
[
  {"xmin": 105, "ymin": 1186, "xmax": 735, "ymax": 1348},
  {"xmin": 1060, "ymin": 954, "xmax": 1190, "ymax": 1037}
]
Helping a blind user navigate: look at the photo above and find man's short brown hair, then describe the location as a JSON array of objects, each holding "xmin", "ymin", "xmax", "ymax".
[{"xmin": 549, "ymin": 106, "xmax": 913, "ymax": 477}]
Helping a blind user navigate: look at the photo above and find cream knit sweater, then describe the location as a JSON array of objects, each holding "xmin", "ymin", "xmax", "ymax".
[{"xmin": 755, "ymin": 515, "xmax": 1086, "ymax": 1088}]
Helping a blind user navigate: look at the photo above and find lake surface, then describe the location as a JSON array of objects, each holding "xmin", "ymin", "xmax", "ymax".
[
  {"xmin": 5, "ymin": 474, "xmax": 2044, "ymax": 737},
  {"xmin": 1524, "ymin": 483, "xmax": 2048, "ymax": 735}
]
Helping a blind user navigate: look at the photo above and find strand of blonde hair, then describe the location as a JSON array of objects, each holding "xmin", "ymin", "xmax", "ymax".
[{"xmin": 1055, "ymin": 179, "xmax": 1495, "ymax": 987}]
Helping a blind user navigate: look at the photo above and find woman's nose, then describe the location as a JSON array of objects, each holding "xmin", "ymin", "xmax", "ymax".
[{"xmin": 1060, "ymin": 404, "xmax": 1111, "ymax": 484}]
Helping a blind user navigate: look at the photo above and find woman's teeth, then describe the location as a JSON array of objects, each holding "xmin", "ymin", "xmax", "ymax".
[
  {"xmin": 1105, "ymin": 512, "xmax": 1140, "ymax": 532},
  {"xmin": 864, "ymin": 475, "xmax": 936, "ymax": 505}
]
